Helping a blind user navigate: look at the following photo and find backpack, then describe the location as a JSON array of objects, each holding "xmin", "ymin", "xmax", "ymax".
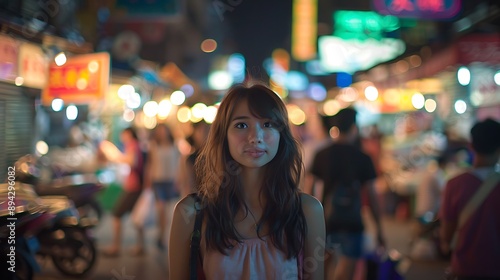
[{"xmin": 323, "ymin": 180, "xmax": 364, "ymax": 232}]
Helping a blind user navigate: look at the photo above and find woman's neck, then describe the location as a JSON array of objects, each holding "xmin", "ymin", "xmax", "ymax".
[{"xmin": 240, "ymin": 168, "xmax": 266, "ymax": 207}]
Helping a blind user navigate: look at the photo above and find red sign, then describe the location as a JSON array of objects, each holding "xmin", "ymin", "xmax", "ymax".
[
  {"xmin": 373, "ymin": 0, "xmax": 461, "ymax": 19},
  {"xmin": 0, "ymin": 35, "xmax": 19, "ymax": 82},
  {"xmin": 43, "ymin": 52, "xmax": 110, "ymax": 105}
]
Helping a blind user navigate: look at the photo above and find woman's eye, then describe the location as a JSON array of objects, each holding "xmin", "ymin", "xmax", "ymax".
[
  {"xmin": 235, "ymin": 123, "xmax": 247, "ymax": 129},
  {"xmin": 263, "ymin": 121, "xmax": 274, "ymax": 128}
]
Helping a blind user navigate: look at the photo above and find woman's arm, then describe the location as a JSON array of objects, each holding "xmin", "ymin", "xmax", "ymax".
[
  {"xmin": 98, "ymin": 140, "xmax": 135, "ymax": 166},
  {"xmin": 169, "ymin": 195, "xmax": 197, "ymax": 280},
  {"xmin": 119, "ymin": 143, "xmax": 136, "ymax": 166},
  {"xmin": 300, "ymin": 193, "xmax": 325, "ymax": 280}
]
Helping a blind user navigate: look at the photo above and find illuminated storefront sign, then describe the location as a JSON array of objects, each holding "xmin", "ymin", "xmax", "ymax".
[
  {"xmin": 373, "ymin": 0, "xmax": 462, "ymax": 19},
  {"xmin": 42, "ymin": 52, "xmax": 110, "ymax": 105},
  {"xmin": 18, "ymin": 43, "xmax": 48, "ymax": 89},
  {"xmin": 333, "ymin": 10, "xmax": 400, "ymax": 40},
  {"xmin": 291, "ymin": 0, "xmax": 317, "ymax": 61},
  {"xmin": 0, "ymin": 35, "xmax": 19, "ymax": 82},
  {"xmin": 318, "ymin": 36, "xmax": 405, "ymax": 74},
  {"xmin": 319, "ymin": 10, "xmax": 405, "ymax": 74}
]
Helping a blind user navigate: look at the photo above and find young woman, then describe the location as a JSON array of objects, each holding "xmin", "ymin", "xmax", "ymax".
[
  {"xmin": 169, "ymin": 84, "xmax": 325, "ymax": 279},
  {"xmin": 100, "ymin": 127, "xmax": 145, "ymax": 256},
  {"xmin": 144, "ymin": 124, "xmax": 181, "ymax": 250}
]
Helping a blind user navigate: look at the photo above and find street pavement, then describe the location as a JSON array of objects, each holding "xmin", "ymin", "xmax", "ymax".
[{"xmin": 33, "ymin": 211, "xmax": 450, "ymax": 280}]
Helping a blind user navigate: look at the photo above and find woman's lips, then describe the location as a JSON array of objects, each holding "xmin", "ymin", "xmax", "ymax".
[{"xmin": 245, "ymin": 149, "xmax": 265, "ymax": 158}]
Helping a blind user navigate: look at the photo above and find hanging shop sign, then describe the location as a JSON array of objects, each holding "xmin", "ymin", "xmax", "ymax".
[
  {"xmin": 469, "ymin": 65, "xmax": 500, "ymax": 107},
  {"xmin": 42, "ymin": 52, "xmax": 110, "ymax": 105},
  {"xmin": 457, "ymin": 34, "xmax": 500, "ymax": 65},
  {"xmin": 372, "ymin": 0, "xmax": 461, "ymax": 20},
  {"xmin": 318, "ymin": 36, "xmax": 405, "ymax": 74},
  {"xmin": 291, "ymin": 0, "xmax": 317, "ymax": 61},
  {"xmin": 320, "ymin": 10, "xmax": 404, "ymax": 74},
  {"xmin": 18, "ymin": 43, "xmax": 49, "ymax": 89},
  {"xmin": 0, "ymin": 35, "xmax": 19, "ymax": 82},
  {"xmin": 333, "ymin": 10, "xmax": 400, "ymax": 41}
]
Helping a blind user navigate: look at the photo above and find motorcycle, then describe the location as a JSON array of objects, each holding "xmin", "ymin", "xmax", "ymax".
[
  {"xmin": 0, "ymin": 182, "xmax": 97, "ymax": 278},
  {"xmin": 14, "ymin": 154, "xmax": 104, "ymax": 223},
  {"xmin": 35, "ymin": 195, "xmax": 97, "ymax": 277},
  {"xmin": 0, "ymin": 182, "xmax": 47, "ymax": 280}
]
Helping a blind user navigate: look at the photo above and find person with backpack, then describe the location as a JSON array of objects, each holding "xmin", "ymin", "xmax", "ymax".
[
  {"xmin": 439, "ymin": 118, "xmax": 500, "ymax": 279},
  {"xmin": 309, "ymin": 107, "xmax": 385, "ymax": 280},
  {"xmin": 100, "ymin": 126, "xmax": 145, "ymax": 257}
]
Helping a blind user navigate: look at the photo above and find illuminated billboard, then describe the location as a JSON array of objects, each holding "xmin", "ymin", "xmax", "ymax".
[{"xmin": 372, "ymin": 0, "xmax": 461, "ymax": 20}]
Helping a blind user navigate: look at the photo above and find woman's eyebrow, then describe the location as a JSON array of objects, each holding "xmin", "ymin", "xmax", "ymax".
[{"xmin": 231, "ymin": 115, "xmax": 250, "ymax": 122}]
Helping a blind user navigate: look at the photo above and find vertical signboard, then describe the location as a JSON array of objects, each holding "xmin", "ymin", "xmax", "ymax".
[
  {"xmin": 291, "ymin": 0, "xmax": 317, "ymax": 61},
  {"xmin": 18, "ymin": 43, "xmax": 49, "ymax": 89}
]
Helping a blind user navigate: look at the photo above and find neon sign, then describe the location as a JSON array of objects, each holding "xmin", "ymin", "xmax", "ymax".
[
  {"xmin": 333, "ymin": 11, "xmax": 400, "ymax": 41},
  {"xmin": 373, "ymin": 0, "xmax": 461, "ymax": 19},
  {"xmin": 43, "ymin": 52, "xmax": 110, "ymax": 105}
]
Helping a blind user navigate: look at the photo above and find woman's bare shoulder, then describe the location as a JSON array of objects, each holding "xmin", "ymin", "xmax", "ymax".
[
  {"xmin": 173, "ymin": 194, "xmax": 200, "ymax": 226},
  {"xmin": 299, "ymin": 193, "xmax": 323, "ymax": 214}
]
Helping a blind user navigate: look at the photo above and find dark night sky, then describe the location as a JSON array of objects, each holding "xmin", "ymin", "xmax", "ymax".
[
  {"xmin": 224, "ymin": 0, "xmax": 293, "ymax": 77},
  {"xmin": 221, "ymin": 0, "xmax": 373, "ymax": 76}
]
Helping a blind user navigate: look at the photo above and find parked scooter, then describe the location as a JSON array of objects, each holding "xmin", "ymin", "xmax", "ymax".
[
  {"xmin": 15, "ymin": 154, "xmax": 104, "ymax": 223},
  {"xmin": 0, "ymin": 182, "xmax": 97, "ymax": 278},
  {"xmin": 0, "ymin": 182, "xmax": 48, "ymax": 280},
  {"xmin": 35, "ymin": 195, "xmax": 97, "ymax": 277}
]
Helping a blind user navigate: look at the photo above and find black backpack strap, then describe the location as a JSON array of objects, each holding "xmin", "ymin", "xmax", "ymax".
[{"xmin": 189, "ymin": 193, "xmax": 203, "ymax": 280}]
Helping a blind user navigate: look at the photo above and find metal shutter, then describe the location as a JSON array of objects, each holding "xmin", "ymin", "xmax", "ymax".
[{"xmin": 0, "ymin": 82, "xmax": 35, "ymax": 183}]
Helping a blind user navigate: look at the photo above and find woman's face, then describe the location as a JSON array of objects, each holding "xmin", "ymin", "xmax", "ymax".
[
  {"xmin": 155, "ymin": 126, "xmax": 169, "ymax": 141},
  {"xmin": 227, "ymin": 98, "xmax": 280, "ymax": 170},
  {"xmin": 120, "ymin": 130, "xmax": 133, "ymax": 144}
]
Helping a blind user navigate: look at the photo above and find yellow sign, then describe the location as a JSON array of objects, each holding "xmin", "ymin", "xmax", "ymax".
[
  {"xmin": 42, "ymin": 52, "xmax": 110, "ymax": 105},
  {"xmin": 291, "ymin": 0, "xmax": 317, "ymax": 61}
]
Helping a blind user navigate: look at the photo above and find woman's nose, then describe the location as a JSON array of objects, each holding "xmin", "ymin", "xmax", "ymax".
[{"xmin": 249, "ymin": 126, "xmax": 263, "ymax": 144}]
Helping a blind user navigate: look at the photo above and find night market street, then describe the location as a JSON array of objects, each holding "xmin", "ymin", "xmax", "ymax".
[{"xmin": 33, "ymin": 211, "xmax": 449, "ymax": 280}]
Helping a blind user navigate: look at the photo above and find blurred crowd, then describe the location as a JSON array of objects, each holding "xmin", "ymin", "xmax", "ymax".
[{"xmin": 41, "ymin": 106, "xmax": 496, "ymax": 278}]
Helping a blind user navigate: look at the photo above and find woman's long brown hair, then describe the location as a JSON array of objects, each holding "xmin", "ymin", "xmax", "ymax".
[{"xmin": 194, "ymin": 83, "xmax": 306, "ymax": 259}]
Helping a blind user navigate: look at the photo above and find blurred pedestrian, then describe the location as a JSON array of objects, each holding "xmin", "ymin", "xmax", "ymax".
[
  {"xmin": 169, "ymin": 84, "xmax": 325, "ymax": 279},
  {"xmin": 100, "ymin": 127, "xmax": 145, "ymax": 256},
  {"xmin": 178, "ymin": 121, "xmax": 210, "ymax": 197},
  {"xmin": 143, "ymin": 124, "xmax": 181, "ymax": 250},
  {"xmin": 439, "ymin": 118, "xmax": 500, "ymax": 279},
  {"xmin": 308, "ymin": 107, "xmax": 385, "ymax": 280},
  {"xmin": 302, "ymin": 112, "xmax": 333, "ymax": 199}
]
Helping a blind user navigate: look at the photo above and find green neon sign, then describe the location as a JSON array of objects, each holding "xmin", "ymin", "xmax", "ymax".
[{"xmin": 333, "ymin": 10, "xmax": 400, "ymax": 40}]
